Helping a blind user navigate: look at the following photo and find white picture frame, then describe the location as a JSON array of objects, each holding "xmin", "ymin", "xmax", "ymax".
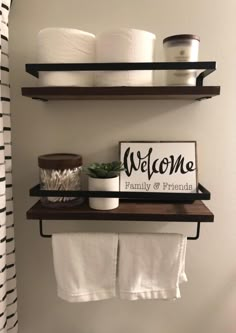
[{"xmin": 119, "ymin": 141, "xmax": 198, "ymax": 193}]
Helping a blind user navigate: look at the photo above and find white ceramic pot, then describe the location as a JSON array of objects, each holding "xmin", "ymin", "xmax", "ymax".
[{"xmin": 88, "ymin": 176, "xmax": 119, "ymax": 210}]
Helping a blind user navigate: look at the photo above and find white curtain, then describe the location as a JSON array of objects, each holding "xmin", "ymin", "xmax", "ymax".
[{"xmin": 0, "ymin": 0, "xmax": 18, "ymax": 332}]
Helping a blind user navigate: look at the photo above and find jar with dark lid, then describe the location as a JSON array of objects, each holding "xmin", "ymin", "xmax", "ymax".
[
  {"xmin": 38, "ymin": 153, "xmax": 83, "ymax": 208},
  {"xmin": 163, "ymin": 34, "xmax": 200, "ymax": 86}
]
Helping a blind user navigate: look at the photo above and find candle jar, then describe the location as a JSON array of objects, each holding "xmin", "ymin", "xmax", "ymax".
[
  {"xmin": 163, "ymin": 34, "xmax": 200, "ymax": 86},
  {"xmin": 38, "ymin": 153, "xmax": 83, "ymax": 208}
]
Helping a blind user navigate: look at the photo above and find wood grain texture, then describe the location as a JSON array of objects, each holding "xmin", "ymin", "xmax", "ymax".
[
  {"xmin": 26, "ymin": 200, "xmax": 214, "ymax": 222},
  {"xmin": 21, "ymin": 86, "xmax": 221, "ymax": 101}
]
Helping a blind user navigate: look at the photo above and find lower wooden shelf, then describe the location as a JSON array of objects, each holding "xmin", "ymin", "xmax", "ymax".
[
  {"xmin": 26, "ymin": 200, "xmax": 214, "ymax": 222},
  {"xmin": 21, "ymin": 86, "xmax": 220, "ymax": 101}
]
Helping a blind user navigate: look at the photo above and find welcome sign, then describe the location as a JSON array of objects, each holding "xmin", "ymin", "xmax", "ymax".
[{"xmin": 119, "ymin": 141, "xmax": 198, "ymax": 193}]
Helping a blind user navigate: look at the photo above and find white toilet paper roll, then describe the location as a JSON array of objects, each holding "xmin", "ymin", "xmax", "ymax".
[
  {"xmin": 95, "ymin": 28, "xmax": 156, "ymax": 86},
  {"xmin": 37, "ymin": 28, "xmax": 95, "ymax": 86}
]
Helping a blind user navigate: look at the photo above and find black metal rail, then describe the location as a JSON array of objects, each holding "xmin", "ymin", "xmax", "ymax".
[
  {"xmin": 38, "ymin": 219, "xmax": 202, "ymax": 240},
  {"xmin": 29, "ymin": 183, "xmax": 210, "ymax": 202},
  {"xmin": 25, "ymin": 61, "xmax": 217, "ymax": 87}
]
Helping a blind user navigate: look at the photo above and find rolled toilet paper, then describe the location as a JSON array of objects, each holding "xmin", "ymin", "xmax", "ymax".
[
  {"xmin": 37, "ymin": 28, "xmax": 95, "ymax": 86},
  {"xmin": 95, "ymin": 28, "xmax": 156, "ymax": 86}
]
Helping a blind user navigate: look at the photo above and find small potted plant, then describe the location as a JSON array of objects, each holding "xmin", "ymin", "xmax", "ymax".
[{"xmin": 84, "ymin": 161, "xmax": 124, "ymax": 210}]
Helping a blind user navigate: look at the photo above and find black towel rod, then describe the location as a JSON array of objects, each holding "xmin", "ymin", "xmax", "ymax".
[{"xmin": 38, "ymin": 219, "xmax": 201, "ymax": 240}]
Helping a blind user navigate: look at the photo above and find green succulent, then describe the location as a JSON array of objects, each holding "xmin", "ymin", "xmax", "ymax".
[{"xmin": 84, "ymin": 161, "xmax": 125, "ymax": 179}]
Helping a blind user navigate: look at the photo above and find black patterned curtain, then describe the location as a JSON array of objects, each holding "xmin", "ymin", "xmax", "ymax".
[{"xmin": 0, "ymin": 0, "xmax": 18, "ymax": 332}]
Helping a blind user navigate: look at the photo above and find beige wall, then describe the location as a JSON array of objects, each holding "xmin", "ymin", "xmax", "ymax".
[{"xmin": 9, "ymin": 0, "xmax": 236, "ymax": 332}]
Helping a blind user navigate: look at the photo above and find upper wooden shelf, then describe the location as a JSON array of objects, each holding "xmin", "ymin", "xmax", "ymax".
[
  {"xmin": 27, "ymin": 200, "xmax": 214, "ymax": 222},
  {"xmin": 21, "ymin": 86, "xmax": 220, "ymax": 101},
  {"xmin": 22, "ymin": 61, "xmax": 220, "ymax": 101}
]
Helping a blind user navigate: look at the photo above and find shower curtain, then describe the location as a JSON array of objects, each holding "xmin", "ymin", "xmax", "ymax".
[{"xmin": 0, "ymin": 0, "xmax": 18, "ymax": 332}]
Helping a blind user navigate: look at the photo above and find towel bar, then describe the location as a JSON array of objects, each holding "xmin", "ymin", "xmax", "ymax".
[{"xmin": 38, "ymin": 219, "xmax": 201, "ymax": 240}]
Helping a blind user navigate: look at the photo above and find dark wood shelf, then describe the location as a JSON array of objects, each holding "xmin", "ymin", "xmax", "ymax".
[
  {"xmin": 21, "ymin": 86, "xmax": 220, "ymax": 101},
  {"xmin": 27, "ymin": 200, "xmax": 214, "ymax": 222}
]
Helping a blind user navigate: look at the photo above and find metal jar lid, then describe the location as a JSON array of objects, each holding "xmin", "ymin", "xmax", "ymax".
[
  {"xmin": 163, "ymin": 34, "xmax": 200, "ymax": 44},
  {"xmin": 38, "ymin": 153, "xmax": 82, "ymax": 170}
]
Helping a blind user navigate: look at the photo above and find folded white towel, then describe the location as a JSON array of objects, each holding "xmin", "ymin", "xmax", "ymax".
[
  {"xmin": 52, "ymin": 233, "xmax": 118, "ymax": 302},
  {"xmin": 118, "ymin": 233, "xmax": 187, "ymax": 300}
]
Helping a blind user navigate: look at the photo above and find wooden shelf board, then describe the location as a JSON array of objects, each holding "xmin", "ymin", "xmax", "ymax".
[
  {"xmin": 21, "ymin": 86, "xmax": 220, "ymax": 101},
  {"xmin": 26, "ymin": 200, "xmax": 214, "ymax": 222}
]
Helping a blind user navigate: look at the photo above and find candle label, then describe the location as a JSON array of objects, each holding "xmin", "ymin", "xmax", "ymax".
[{"xmin": 119, "ymin": 141, "xmax": 198, "ymax": 193}]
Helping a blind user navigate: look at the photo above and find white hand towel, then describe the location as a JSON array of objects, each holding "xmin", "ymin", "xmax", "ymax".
[
  {"xmin": 118, "ymin": 233, "xmax": 187, "ymax": 300},
  {"xmin": 52, "ymin": 233, "xmax": 118, "ymax": 302}
]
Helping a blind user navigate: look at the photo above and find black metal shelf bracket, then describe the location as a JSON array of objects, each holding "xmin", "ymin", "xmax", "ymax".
[
  {"xmin": 39, "ymin": 219, "xmax": 201, "ymax": 240},
  {"xmin": 187, "ymin": 222, "xmax": 201, "ymax": 240},
  {"xmin": 39, "ymin": 220, "xmax": 51, "ymax": 238}
]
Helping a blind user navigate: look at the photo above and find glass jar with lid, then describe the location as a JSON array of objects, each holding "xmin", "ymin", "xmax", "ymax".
[
  {"xmin": 163, "ymin": 34, "xmax": 200, "ymax": 86},
  {"xmin": 38, "ymin": 153, "xmax": 83, "ymax": 208}
]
